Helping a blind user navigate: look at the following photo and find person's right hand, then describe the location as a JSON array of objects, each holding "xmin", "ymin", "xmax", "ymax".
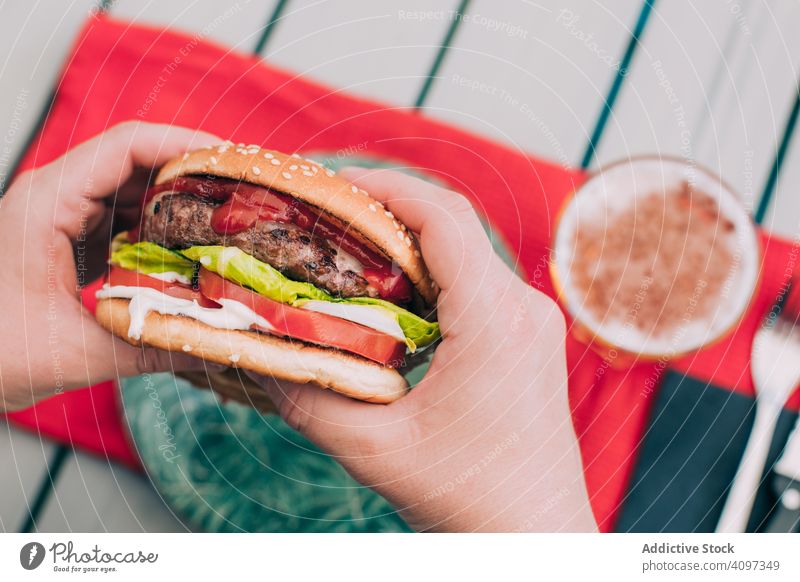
[{"xmin": 249, "ymin": 168, "xmax": 596, "ymax": 532}]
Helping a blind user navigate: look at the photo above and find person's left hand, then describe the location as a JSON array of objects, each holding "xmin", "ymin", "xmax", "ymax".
[{"xmin": 0, "ymin": 121, "xmax": 221, "ymax": 411}]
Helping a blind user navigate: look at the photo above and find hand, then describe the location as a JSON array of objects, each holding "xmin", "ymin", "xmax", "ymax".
[
  {"xmin": 0, "ymin": 121, "xmax": 222, "ymax": 411},
  {"xmin": 249, "ymin": 168, "xmax": 597, "ymax": 532}
]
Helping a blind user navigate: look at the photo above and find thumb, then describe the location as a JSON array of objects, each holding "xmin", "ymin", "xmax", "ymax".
[{"xmin": 337, "ymin": 167, "xmax": 513, "ymax": 334}]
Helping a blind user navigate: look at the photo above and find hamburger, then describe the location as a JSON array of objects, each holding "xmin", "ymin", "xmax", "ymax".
[{"xmin": 95, "ymin": 143, "xmax": 440, "ymax": 403}]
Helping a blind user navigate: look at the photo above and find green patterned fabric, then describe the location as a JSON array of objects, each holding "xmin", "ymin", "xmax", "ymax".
[
  {"xmin": 121, "ymin": 155, "xmax": 519, "ymax": 532},
  {"xmin": 121, "ymin": 373, "xmax": 411, "ymax": 532}
]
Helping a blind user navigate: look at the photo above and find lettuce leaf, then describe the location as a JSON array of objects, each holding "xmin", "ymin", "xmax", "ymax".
[
  {"xmin": 111, "ymin": 241, "xmax": 195, "ymax": 280},
  {"xmin": 180, "ymin": 246, "xmax": 331, "ymax": 304},
  {"xmin": 182, "ymin": 245, "xmax": 440, "ymax": 350},
  {"xmin": 335, "ymin": 297, "xmax": 440, "ymax": 349}
]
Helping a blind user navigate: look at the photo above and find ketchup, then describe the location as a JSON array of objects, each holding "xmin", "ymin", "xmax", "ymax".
[{"xmin": 142, "ymin": 176, "xmax": 412, "ymax": 303}]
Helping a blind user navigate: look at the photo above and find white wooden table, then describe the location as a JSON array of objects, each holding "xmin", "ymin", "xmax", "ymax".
[{"xmin": 1, "ymin": 0, "xmax": 798, "ymax": 532}]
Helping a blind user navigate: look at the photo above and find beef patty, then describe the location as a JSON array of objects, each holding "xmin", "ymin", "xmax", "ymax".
[{"xmin": 141, "ymin": 192, "xmax": 377, "ymax": 299}]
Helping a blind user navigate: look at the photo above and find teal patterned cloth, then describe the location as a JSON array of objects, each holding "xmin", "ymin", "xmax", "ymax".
[
  {"xmin": 121, "ymin": 156, "xmax": 518, "ymax": 532},
  {"xmin": 121, "ymin": 373, "xmax": 411, "ymax": 532}
]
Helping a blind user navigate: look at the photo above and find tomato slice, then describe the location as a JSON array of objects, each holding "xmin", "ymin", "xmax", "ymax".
[
  {"xmin": 107, "ymin": 266, "xmax": 219, "ymax": 308},
  {"xmin": 198, "ymin": 269, "xmax": 406, "ymax": 367},
  {"xmin": 363, "ymin": 268, "xmax": 412, "ymax": 303}
]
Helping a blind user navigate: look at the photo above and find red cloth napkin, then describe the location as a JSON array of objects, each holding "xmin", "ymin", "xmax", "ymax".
[{"xmin": 6, "ymin": 14, "xmax": 798, "ymax": 531}]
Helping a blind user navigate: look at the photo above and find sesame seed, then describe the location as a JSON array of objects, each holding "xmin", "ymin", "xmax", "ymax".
[
  {"xmin": 369, "ymin": 204, "xmax": 376, "ymax": 212},
  {"xmin": 252, "ymin": 166, "xmax": 261, "ymax": 175},
  {"xmin": 270, "ymin": 158, "xmax": 281, "ymax": 166},
  {"xmin": 351, "ymin": 185, "xmax": 358, "ymax": 193},
  {"xmin": 289, "ymin": 165, "xmax": 298, "ymax": 171},
  {"xmin": 182, "ymin": 344, "xmax": 192, "ymax": 352},
  {"xmin": 360, "ymin": 189, "xmax": 368, "ymax": 196},
  {"xmin": 405, "ymin": 236, "xmax": 412, "ymax": 247},
  {"xmin": 414, "ymin": 250, "xmax": 421, "ymax": 258},
  {"xmin": 400, "ymin": 224, "xmax": 407, "ymax": 231},
  {"xmin": 300, "ymin": 164, "xmax": 309, "ymax": 170},
  {"xmin": 210, "ymin": 156, "xmax": 218, "ymax": 165},
  {"xmin": 292, "ymin": 153, "xmax": 301, "ymax": 158},
  {"xmin": 264, "ymin": 152, "xmax": 274, "ymax": 159},
  {"xmin": 282, "ymin": 172, "xmax": 292, "ymax": 180},
  {"xmin": 229, "ymin": 353, "xmax": 241, "ymax": 363},
  {"xmin": 396, "ymin": 231, "xmax": 404, "ymax": 240},
  {"xmin": 325, "ymin": 169, "xmax": 334, "ymax": 177},
  {"xmin": 303, "ymin": 171, "xmax": 314, "ymax": 177},
  {"xmin": 385, "ymin": 210, "xmax": 393, "ymax": 218}
]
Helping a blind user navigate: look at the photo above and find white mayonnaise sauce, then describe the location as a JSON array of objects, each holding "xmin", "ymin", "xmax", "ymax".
[
  {"xmin": 299, "ymin": 300, "xmax": 405, "ymax": 342},
  {"xmin": 96, "ymin": 284, "xmax": 273, "ymax": 340},
  {"xmin": 146, "ymin": 271, "xmax": 192, "ymax": 285}
]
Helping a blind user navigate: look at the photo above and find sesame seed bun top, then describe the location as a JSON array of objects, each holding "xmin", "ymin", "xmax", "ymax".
[{"xmin": 156, "ymin": 143, "xmax": 438, "ymax": 307}]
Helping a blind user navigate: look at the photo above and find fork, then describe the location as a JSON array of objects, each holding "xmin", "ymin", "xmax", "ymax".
[{"xmin": 716, "ymin": 281, "xmax": 800, "ymax": 533}]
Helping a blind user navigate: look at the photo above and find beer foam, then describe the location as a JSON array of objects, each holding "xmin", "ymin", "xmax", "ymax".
[{"xmin": 553, "ymin": 158, "xmax": 759, "ymax": 357}]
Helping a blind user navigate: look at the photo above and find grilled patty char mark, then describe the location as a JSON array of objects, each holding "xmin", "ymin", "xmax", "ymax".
[{"xmin": 141, "ymin": 192, "xmax": 378, "ymax": 299}]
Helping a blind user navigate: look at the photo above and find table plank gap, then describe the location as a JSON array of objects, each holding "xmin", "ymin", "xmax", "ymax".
[
  {"xmin": 0, "ymin": 422, "xmax": 60, "ymax": 532},
  {"xmin": 594, "ymin": 0, "xmax": 800, "ymax": 216},
  {"xmin": 262, "ymin": 0, "xmax": 462, "ymax": 107},
  {"xmin": 580, "ymin": 0, "xmax": 657, "ymax": 168},
  {"xmin": 35, "ymin": 450, "xmax": 187, "ymax": 532},
  {"xmin": 755, "ymin": 87, "xmax": 800, "ymax": 224},
  {"xmin": 0, "ymin": 0, "xmax": 105, "ymax": 195},
  {"xmin": 421, "ymin": 0, "xmax": 643, "ymax": 165},
  {"xmin": 254, "ymin": 0, "xmax": 292, "ymax": 55},
  {"xmin": 19, "ymin": 445, "xmax": 71, "ymax": 533},
  {"xmin": 414, "ymin": 0, "xmax": 472, "ymax": 109}
]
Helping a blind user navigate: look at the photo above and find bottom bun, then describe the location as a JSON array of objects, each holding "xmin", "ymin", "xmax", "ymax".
[{"xmin": 96, "ymin": 298, "xmax": 408, "ymax": 404}]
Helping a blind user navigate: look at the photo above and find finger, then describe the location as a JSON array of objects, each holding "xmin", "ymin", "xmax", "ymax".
[
  {"xmin": 339, "ymin": 166, "xmax": 483, "ymax": 236},
  {"xmin": 339, "ymin": 167, "xmax": 513, "ymax": 325},
  {"xmin": 245, "ymin": 371, "xmax": 390, "ymax": 458},
  {"xmin": 31, "ymin": 122, "xmax": 219, "ymax": 232}
]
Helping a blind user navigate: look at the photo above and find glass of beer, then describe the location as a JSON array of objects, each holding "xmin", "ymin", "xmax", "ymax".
[{"xmin": 550, "ymin": 157, "xmax": 760, "ymax": 362}]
